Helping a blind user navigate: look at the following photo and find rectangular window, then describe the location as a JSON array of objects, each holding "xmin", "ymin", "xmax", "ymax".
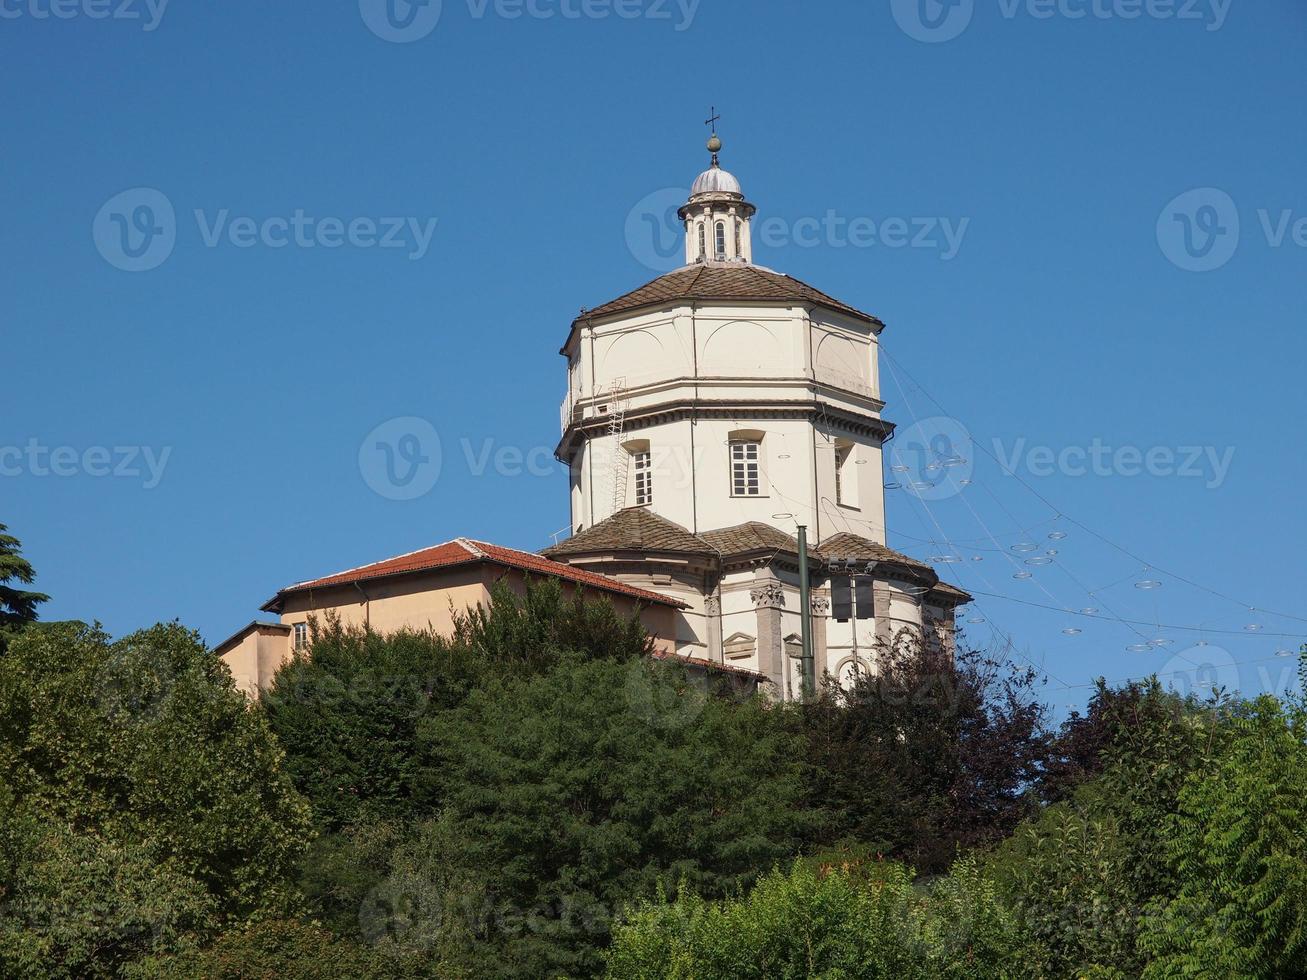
[
  {"xmin": 835, "ymin": 445, "xmax": 852, "ymax": 505},
  {"xmin": 633, "ymin": 450, "xmax": 653, "ymax": 506},
  {"xmin": 730, "ymin": 441, "xmax": 761, "ymax": 497},
  {"xmin": 293, "ymin": 622, "xmax": 308, "ymax": 651}
]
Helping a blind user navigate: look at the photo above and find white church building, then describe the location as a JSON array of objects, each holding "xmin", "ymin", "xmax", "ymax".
[{"xmin": 217, "ymin": 130, "xmax": 969, "ymax": 700}]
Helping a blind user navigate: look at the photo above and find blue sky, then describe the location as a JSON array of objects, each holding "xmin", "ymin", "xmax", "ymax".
[{"xmin": 3, "ymin": 0, "xmax": 1304, "ymax": 716}]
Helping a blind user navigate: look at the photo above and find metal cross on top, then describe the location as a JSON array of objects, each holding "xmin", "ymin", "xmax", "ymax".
[{"xmin": 704, "ymin": 106, "xmax": 721, "ymax": 135}]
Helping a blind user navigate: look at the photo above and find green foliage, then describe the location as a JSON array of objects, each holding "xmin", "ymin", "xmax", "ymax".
[
  {"xmin": 124, "ymin": 919, "xmax": 409, "ymax": 980},
  {"xmin": 296, "ymin": 819, "xmax": 411, "ymax": 940},
  {"xmin": 0, "ymin": 825, "xmax": 215, "ymax": 979},
  {"xmin": 985, "ymin": 787, "xmax": 1138, "ymax": 976},
  {"xmin": 800, "ymin": 641, "xmax": 1049, "ymax": 873},
  {"xmin": 606, "ymin": 858, "xmax": 1023, "ymax": 979},
  {"xmin": 396, "ymin": 654, "xmax": 809, "ymax": 977},
  {"xmin": 261, "ymin": 620, "xmax": 479, "ymax": 832},
  {"xmin": 7, "ymin": 561, "xmax": 1306, "ymax": 979},
  {"xmin": 0, "ymin": 621, "xmax": 312, "ymax": 977},
  {"xmin": 1140, "ymin": 696, "xmax": 1307, "ymax": 978},
  {"xmin": 262, "ymin": 579, "xmax": 654, "ymax": 832},
  {"xmin": 0, "ymin": 522, "xmax": 48, "ymax": 653},
  {"xmin": 984, "ymin": 679, "xmax": 1233, "ymax": 977},
  {"xmin": 452, "ymin": 578, "xmax": 654, "ymax": 670}
]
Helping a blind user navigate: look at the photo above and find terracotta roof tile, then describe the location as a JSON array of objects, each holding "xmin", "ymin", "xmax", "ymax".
[
  {"xmin": 263, "ymin": 538, "xmax": 685, "ymax": 610},
  {"xmin": 542, "ymin": 508, "xmax": 713, "ymax": 557},
  {"xmin": 577, "ymin": 264, "xmax": 881, "ymax": 326}
]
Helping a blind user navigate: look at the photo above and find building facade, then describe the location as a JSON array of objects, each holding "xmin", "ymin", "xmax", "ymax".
[
  {"xmin": 217, "ymin": 131, "xmax": 968, "ymax": 699},
  {"xmin": 546, "ymin": 134, "xmax": 968, "ymax": 695}
]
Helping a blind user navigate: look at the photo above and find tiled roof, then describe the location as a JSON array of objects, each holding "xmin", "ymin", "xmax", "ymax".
[
  {"xmin": 928, "ymin": 581, "xmax": 972, "ymax": 603},
  {"xmin": 262, "ymin": 537, "xmax": 685, "ymax": 611},
  {"xmin": 576, "ymin": 264, "xmax": 881, "ymax": 326},
  {"xmin": 700, "ymin": 522, "xmax": 799, "ymax": 558},
  {"xmin": 651, "ymin": 649, "xmax": 768, "ymax": 681},
  {"xmin": 542, "ymin": 508, "xmax": 714, "ymax": 557},
  {"xmin": 814, "ymin": 532, "xmax": 936, "ymax": 574}
]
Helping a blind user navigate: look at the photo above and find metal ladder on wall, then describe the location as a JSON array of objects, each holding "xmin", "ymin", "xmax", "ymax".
[{"xmin": 607, "ymin": 377, "xmax": 630, "ymax": 514}]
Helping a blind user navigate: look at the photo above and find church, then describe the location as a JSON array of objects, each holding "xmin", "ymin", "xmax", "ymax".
[{"xmin": 216, "ymin": 128, "xmax": 970, "ymax": 700}]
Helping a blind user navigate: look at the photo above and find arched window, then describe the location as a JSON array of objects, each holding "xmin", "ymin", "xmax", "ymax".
[
  {"xmin": 697, "ymin": 223, "xmax": 707, "ymax": 260},
  {"xmin": 734, "ymin": 219, "xmax": 742, "ymax": 258},
  {"xmin": 715, "ymin": 221, "xmax": 727, "ymax": 259}
]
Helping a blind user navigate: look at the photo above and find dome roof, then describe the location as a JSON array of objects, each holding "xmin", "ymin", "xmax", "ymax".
[
  {"xmin": 691, "ymin": 165, "xmax": 742, "ymax": 196},
  {"xmin": 575, "ymin": 264, "xmax": 882, "ymax": 327}
]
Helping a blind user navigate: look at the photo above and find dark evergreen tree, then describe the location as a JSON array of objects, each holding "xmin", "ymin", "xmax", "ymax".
[{"xmin": 0, "ymin": 523, "xmax": 48, "ymax": 653}]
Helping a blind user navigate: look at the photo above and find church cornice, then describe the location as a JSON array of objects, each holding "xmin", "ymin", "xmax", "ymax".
[{"xmin": 556, "ymin": 397, "xmax": 895, "ymax": 459}]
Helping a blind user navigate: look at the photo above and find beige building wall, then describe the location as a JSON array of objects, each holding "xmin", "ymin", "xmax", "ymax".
[
  {"xmin": 220, "ymin": 564, "xmax": 680, "ymax": 696},
  {"xmin": 214, "ymin": 622, "xmax": 293, "ymax": 699},
  {"xmin": 562, "ymin": 299, "xmax": 889, "ymax": 543}
]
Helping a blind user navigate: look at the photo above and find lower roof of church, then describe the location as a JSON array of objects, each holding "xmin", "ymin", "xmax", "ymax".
[{"xmin": 541, "ymin": 507, "xmax": 970, "ymax": 604}]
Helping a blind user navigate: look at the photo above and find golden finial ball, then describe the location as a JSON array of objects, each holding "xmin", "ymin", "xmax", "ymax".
[{"xmin": 706, "ymin": 134, "xmax": 722, "ymax": 154}]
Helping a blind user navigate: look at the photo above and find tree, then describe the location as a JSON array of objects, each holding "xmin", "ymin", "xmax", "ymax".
[
  {"xmin": 984, "ymin": 679, "xmax": 1233, "ymax": 977},
  {"xmin": 262, "ymin": 579, "xmax": 655, "ymax": 833},
  {"xmin": 606, "ymin": 857, "xmax": 1023, "ymax": 979},
  {"xmin": 124, "ymin": 920, "xmax": 409, "ymax": 980},
  {"xmin": 0, "ymin": 523, "xmax": 48, "ymax": 653},
  {"xmin": 400, "ymin": 654, "xmax": 811, "ymax": 977},
  {"xmin": 1140, "ymin": 695, "xmax": 1307, "ymax": 978},
  {"xmin": 799, "ymin": 640, "xmax": 1049, "ymax": 873},
  {"xmin": 0, "ymin": 621, "xmax": 313, "ymax": 978}
]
